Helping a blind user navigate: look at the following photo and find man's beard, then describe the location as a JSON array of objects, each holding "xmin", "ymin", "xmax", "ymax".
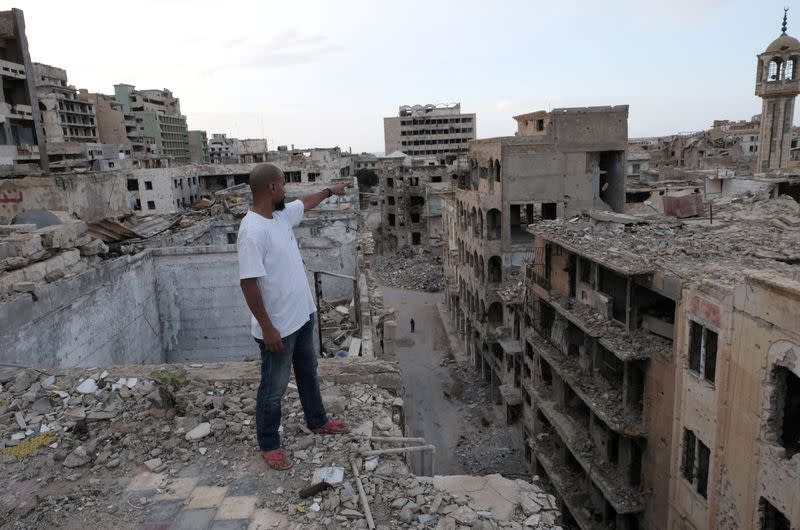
[{"xmin": 275, "ymin": 198, "xmax": 286, "ymax": 211}]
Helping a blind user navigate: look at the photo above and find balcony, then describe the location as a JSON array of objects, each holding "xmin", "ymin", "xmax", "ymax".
[
  {"xmin": 530, "ymin": 382, "xmax": 644, "ymax": 515},
  {"xmin": 9, "ymin": 104, "xmax": 33, "ymax": 120},
  {"xmin": 0, "ymin": 59, "xmax": 25, "ymax": 80},
  {"xmin": 527, "ymin": 333, "xmax": 645, "ymax": 436}
]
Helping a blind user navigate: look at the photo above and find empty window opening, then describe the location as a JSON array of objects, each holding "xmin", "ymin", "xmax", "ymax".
[
  {"xmin": 145, "ymin": 180, "xmax": 153, "ymax": 190},
  {"xmin": 595, "ymin": 151, "xmax": 625, "ymax": 212},
  {"xmin": 768, "ymin": 366, "xmax": 800, "ymax": 458},
  {"xmin": 598, "ymin": 266, "xmax": 627, "ymax": 323},
  {"xmin": 307, "ymin": 172, "xmax": 319, "ymax": 182},
  {"xmin": 564, "ymin": 385, "xmax": 590, "ymax": 430},
  {"xmin": 411, "ymin": 213, "xmax": 420, "ymax": 223},
  {"xmin": 536, "ymin": 119, "xmax": 544, "ymax": 131},
  {"xmin": 682, "ymin": 428, "xmax": 710, "ymax": 498},
  {"xmin": 596, "ymin": 344, "xmax": 623, "ymax": 387},
  {"xmin": 579, "ymin": 257, "xmax": 592, "ymax": 284},
  {"xmin": 127, "ymin": 179, "xmax": 139, "ymax": 191},
  {"xmin": 285, "ymin": 171, "xmax": 301, "ymax": 183},
  {"xmin": 486, "ymin": 208, "xmax": 501, "ymax": 240},
  {"xmin": 488, "ymin": 302, "xmax": 503, "ymax": 325},
  {"xmin": 388, "ymin": 214, "xmax": 395, "ymax": 227},
  {"xmin": 386, "ymin": 177, "xmax": 394, "ymax": 188},
  {"xmin": 431, "ymin": 175, "xmax": 442, "ymax": 183},
  {"xmin": 411, "ymin": 232, "xmax": 421, "ymax": 245},
  {"xmin": 488, "ymin": 256, "xmax": 502, "ymax": 284},
  {"xmin": 388, "ymin": 196, "xmax": 395, "ymax": 206},
  {"xmin": 510, "ymin": 204, "xmax": 535, "ymax": 244},
  {"xmin": 687, "ymin": 321, "xmax": 718, "ymax": 384},
  {"xmin": 759, "ymin": 497, "xmax": 791, "ymax": 530},
  {"xmin": 226, "ymin": 233, "xmax": 237, "ymax": 244},
  {"xmin": 147, "ymin": 200, "xmax": 155, "ymax": 210},
  {"xmin": 634, "ymin": 285, "xmax": 676, "ymax": 340}
]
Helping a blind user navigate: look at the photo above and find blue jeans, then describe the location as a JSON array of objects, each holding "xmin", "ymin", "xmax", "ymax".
[{"xmin": 255, "ymin": 315, "xmax": 329, "ymax": 451}]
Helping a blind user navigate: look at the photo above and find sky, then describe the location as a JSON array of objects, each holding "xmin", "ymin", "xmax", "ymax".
[{"xmin": 8, "ymin": 0, "xmax": 796, "ymax": 153}]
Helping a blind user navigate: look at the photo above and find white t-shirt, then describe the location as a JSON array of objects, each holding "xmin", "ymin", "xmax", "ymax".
[{"xmin": 237, "ymin": 200, "xmax": 317, "ymax": 339}]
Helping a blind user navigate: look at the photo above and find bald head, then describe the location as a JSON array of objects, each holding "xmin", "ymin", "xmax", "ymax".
[{"xmin": 249, "ymin": 163, "xmax": 284, "ymax": 196}]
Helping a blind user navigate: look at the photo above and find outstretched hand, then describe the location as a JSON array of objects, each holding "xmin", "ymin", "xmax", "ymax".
[{"xmin": 330, "ymin": 182, "xmax": 352, "ymax": 196}]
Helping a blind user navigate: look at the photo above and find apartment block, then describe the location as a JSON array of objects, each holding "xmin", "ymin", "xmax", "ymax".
[
  {"xmin": 384, "ymin": 103, "xmax": 476, "ymax": 164},
  {"xmin": 114, "ymin": 84, "xmax": 190, "ymax": 164},
  {"xmin": 237, "ymin": 138, "xmax": 267, "ymax": 164},
  {"xmin": 379, "ymin": 153, "xmax": 449, "ymax": 251},
  {"xmin": 208, "ymin": 133, "xmax": 237, "ymax": 164},
  {"xmin": 34, "ymin": 63, "xmax": 97, "ymax": 144},
  {"xmin": 79, "ymin": 90, "xmax": 158, "ymax": 157},
  {"xmin": 0, "ymin": 8, "xmax": 46, "ymax": 172}
]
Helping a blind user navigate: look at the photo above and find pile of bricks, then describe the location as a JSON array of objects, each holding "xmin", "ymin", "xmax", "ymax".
[{"xmin": 0, "ymin": 219, "xmax": 108, "ymax": 298}]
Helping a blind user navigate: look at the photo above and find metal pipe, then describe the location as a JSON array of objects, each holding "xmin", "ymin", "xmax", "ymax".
[
  {"xmin": 359, "ymin": 445, "xmax": 436, "ymax": 457},
  {"xmin": 350, "ymin": 435, "xmax": 426, "ymax": 443},
  {"xmin": 350, "ymin": 458, "xmax": 375, "ymax": 529}
]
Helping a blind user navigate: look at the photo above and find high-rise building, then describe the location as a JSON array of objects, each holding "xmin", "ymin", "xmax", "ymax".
[
  {"xmin": 33, "ymin": 63, "xmax": 97, "ymax": 144},
  {"xmin": 114, "ymin": 84, "xmax": 190, "ymax": 164},
  {"xmin": 384, "ymin": 103, "xmax": 476, "ymax": 164},
  {"xmin": 0, "ymin": 8, "xmax": 46, "ymax": 171}
]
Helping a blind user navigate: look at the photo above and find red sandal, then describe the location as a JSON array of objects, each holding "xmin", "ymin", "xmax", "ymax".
[
  {"xmin": 262, "ymin": 449, "xmax": 293, "ymax": 470},
  {"xmin": 311, "ymin": 419, "xmax": 351, "ymax": 435}
]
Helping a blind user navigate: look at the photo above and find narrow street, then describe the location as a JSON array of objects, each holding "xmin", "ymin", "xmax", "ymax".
[{"xmin": 379, "ymin": 286, "xmax": 467, "ymax": 475}]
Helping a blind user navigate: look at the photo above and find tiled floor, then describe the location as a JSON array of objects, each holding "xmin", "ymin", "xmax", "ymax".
[{"xmin": 126, "ymin": 472, "xmax": 287, "ymax": 530}]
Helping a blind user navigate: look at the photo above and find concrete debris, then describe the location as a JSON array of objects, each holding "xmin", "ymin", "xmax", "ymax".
[
  {"xmin": 0, "ymin": 219, "xmax": 108, "ymax": 301},
  {"xmin": 374, "ymin": 247, "xmax": 444, "ymax": 292},
  {"xmin": 0, "ymin": 363, "xmax": 560, "ymax": 529}
]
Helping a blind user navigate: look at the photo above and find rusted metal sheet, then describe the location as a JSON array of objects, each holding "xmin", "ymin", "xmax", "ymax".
[{"xmin": 663, "ymin": 193, "xmax": 704, "ymax": 218}]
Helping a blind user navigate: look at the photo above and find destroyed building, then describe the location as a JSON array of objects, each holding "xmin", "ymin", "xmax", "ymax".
[
  {"xmin": 208, "ymin": 133, "xmax": 237, "ymax": 164},
  {"xmin": 384, "ymin": 103, "xmax": 476, "ymax": 165},
  {"xmin": 34, "ymin": 63, "xmax": 97, "ymax": 145},
  {"xmin": 113, "ymin": 84, "xmax": 190, "ymax": 164},
  {"xmin": 379, "ymin": 153, "xmax": 449, "ymax": 252},
  {"xmin": 0, "ymin": 8, "xmax": 46, "ymax": 173}
]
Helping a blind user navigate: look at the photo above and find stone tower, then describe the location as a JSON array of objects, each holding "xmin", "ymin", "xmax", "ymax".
[{"xmin": 755, "ymin": 9, "xmax": 800, "ymax": 171}]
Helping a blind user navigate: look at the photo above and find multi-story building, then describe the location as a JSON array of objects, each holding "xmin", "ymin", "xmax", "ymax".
[
  {"xmin": 512, "ymin": 193, "xmax": 800, "ymax": 530},
  {"xmin": 188, "ymin": 130, "xmax": 209, "ymax": 164},
  {"xmin": 268, "ymin": 146, "xmax": 354, "ymax": 185},
  {"xmin": 384, "ymin": 103, "xmax": 476, "ymax": 164},
  {"xmin": 208, "ymin": 133, "xmax": 237, "ymax": 164},
  {"xmin": 378, "ymin": 153, "xmax": 449, "ymax": 251},
  {"xmin": 442, "ymin": 104, "xmax": 631, "ymax": 526},
  {"xmin": 114, "ymin": 84, "xmax": 190, "ymax": 164},
  {"xmin": 33, "ymin": 63, "xmax": 97, "ymax": 144},
  {"xmin": 77, "ymin": 89, "xmax": 158, "ymax": 159},
  {"xmin": 0, "ymin": 8, "xmax": 46, "ymax": 172}
]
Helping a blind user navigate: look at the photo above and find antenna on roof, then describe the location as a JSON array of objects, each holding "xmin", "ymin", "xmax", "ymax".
[{"xmin": 782, "ymin": 7, "xmax": 789, "ymax": 35}]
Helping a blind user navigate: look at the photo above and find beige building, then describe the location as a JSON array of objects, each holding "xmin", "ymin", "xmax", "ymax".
[
  {"xmin": 236, "ymin": 138, "xmax": 268, "ymax": 164},
  {"xmin": 384, "ymin": 103, "xmax": 476, "ymax": 164},
  {"xmin": 34, "ymin": 63, "xmax": 97, "ymax": 144}
]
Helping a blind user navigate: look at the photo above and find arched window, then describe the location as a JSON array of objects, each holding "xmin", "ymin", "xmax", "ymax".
[
  {"xmin": 487, "ymin": 209, "xmax": 501, "ymax": 240},
  {"xmin": 488, "ymin": 256, "xmax": 502, "ymax": 284},
  {"xmin": 471, "ymin": 207, "xmax": 478, "ymax": 236},
  {"xmin": 787, "ymin": 58, "xmax": 797, "ymax": 80},
  {"xmin": 494, "ymin": 159, "xmax": 501, "ymax": 182},
  {"xmin": 769, "ymin": 58, "xmax": 783, "ymax": 81}
]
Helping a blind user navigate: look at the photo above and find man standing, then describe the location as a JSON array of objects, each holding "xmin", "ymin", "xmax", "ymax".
[{"xmin": 238, "ymin": 163, "xmax": 351, "ymax": 470}]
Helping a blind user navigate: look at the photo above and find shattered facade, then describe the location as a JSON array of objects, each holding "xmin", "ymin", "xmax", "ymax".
[
  {"xmin": 208, "ymin": 133, "xmax": 237, "ymax": 164},
  {"xmin": 187, "ymin": 129, "xmax": 209, "ymax": 164},
  {"xmin": 34, "ymin": 63, "xmax": 97, "ymax": 145},
  {"xmin": 379, "ymin": 154, "xmax": 449, "ymax": 252},
  {"xmin": 384, "ymin": 103, "xmax": 476, "ymax": 164}
]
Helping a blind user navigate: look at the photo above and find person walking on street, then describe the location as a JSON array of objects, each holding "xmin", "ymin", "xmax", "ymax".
[
  {"xmin": 238, "ymin": 163, "xmax": 351, "ymax": 470},
  {"xmin": 410, "ymin": 318, "xmax": 415, "ymax": 333}
]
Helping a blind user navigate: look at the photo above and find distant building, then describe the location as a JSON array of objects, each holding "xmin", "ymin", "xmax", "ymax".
[
  {"xmin": 113, "ymin": 84, "xmax": 190, "ymax": 164},
  {"xmin": 33, "ymin": 63, "xmax": 97, "ymax": 144},
  {"xmin": 208, "ymin": 133, "xmax": 237, "ymax": 164},
  {"xmin": 0, "ymin": 8, "xmax": 47, "ymax": 172},
  {"xmin": 188, "ymin": 130, "xmax": 209, "ymax": 164},
  {"xmin": 237, "ymin": 138, "xmax": 267, "ymax": 164},
  {"xmin": 384, "ymin": 103, "xmax": 476, "ymax": 164}
]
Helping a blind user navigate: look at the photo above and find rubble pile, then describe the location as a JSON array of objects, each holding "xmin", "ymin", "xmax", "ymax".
[
  {"xmin": 0, "ymin": 364, "xmax": 560, "ymax": 529},
  {"xmin": 0, "ymin": 219, "xmax": 108, "ymax": 300},
  {"xmin": 533, "ymin": 194, "xmax": 800, "ymax": 287},
  {"xmin": 375, "ymin": 247, "xmax": 444, "ymax": 292},
  {"xmin": 319, "ymin": 298, "xmax": 358, "ymax": 357}
]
